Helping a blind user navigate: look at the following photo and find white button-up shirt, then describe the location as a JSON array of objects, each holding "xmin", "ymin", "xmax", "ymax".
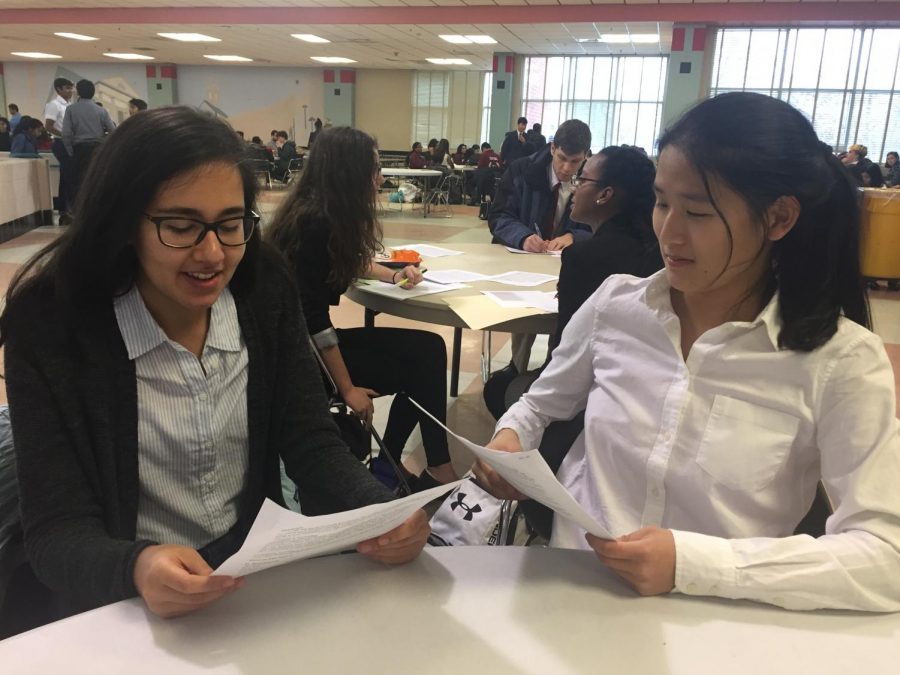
[
  {"xmin": 498, "ymin": 271, "xmax": 900, "ymax": 611},
  {"xmin": 547, "ymin": 164, "xmax": 573, "ymax": 233},
  {"xmin": 42, "ymin": 94, "xmax": 69, "ymax": 137}
]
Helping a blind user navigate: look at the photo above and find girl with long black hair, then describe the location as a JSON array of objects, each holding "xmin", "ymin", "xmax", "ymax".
[
  {"xmin": 477, "ymin": 92, "xmax": 900, "ymax": 612},
  {"xmin": 0, "ymin": 108, "xmax": 428, "ymax": 635},
  {"xmin": 266, "ymin": 126, "xmax": 459, "ymax": 489}
]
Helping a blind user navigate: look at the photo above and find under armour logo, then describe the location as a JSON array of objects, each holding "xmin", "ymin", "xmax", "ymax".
[{"xmin": 449, "ymin": 491, "xmax": 482, "ymax": 521}]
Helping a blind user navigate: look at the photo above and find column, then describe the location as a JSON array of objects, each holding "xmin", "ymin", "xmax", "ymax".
[
  {"xmin": 0, "ymin": 64, "xmax": 7, "ymax": 119},
  {"xmin": 660, "ymin": 25, "xmax": 713, "ymax": 132},
  {"xmin": 146, "ymin": 64, "xmax": 177, "ymax": 108},
  {"xmin": 323, "ymin": 69, "xmax": 355, "ymax": 128},
  {"xmin": 488, "ymin": 53, "xmax": 516, "ymax": 150}
]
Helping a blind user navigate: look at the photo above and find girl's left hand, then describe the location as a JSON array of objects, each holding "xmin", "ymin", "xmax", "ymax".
[
  {"xmin": 396, "ymin": 265, "xmax": 423, "ymax": 289},
  {"xmin": 586, "ymin": 527, "xmax": 676, "ymax": 596}
]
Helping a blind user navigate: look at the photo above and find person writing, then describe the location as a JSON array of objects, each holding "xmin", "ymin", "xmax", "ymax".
[
  {"xmin": 0, "ymin": 108, "xmax": 428, "ymax": 636},
  {"xmin": 476, "ymin": 92, "xmax": 900, "ymax": 612},
  {"xmin": 267, "ymin": 127, "xmax": 460, "ymax": 490}
]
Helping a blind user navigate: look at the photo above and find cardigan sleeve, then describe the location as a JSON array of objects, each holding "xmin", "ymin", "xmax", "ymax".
[{"xmin": 4, "ymin": 324, "xmax": 154, "ymax": 610}]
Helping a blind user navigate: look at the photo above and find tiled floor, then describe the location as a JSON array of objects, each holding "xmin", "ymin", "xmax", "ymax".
[{"xmin": 2, "ymin": 191, "xmax": 898, "ymax": 480}]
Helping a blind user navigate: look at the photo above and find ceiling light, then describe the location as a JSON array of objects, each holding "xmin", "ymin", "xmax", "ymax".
[
  {"xmin": 440, "ymin": 35, "xmax": 471, "ymax": 45},
  {"xmin": 466, "ymin": 35, "xmax": 496, "ymax": 44},
  {"xmin": 311, "ymin": 56, "xmax": 356, "ymax": 64},
  {"xmin": 292, "ymin": 34, "xmax": 330, "ymax": 43},
  {"xmin": 157, "ymin": 32, "xmax": 221, "ymax": 42},
  {"xmin": 629, "ymin": 34, "xmax": 660, "ymax": 44},
  {"xmin": 204, "ymin": 55, "xmax": 253, "ymax": 62},
  {"xmin": 104, "ymin": 53, "xmax": 155, "ymax": 60},
  {"xmin": 11, "ymin": 52, "xmax": 62, "ymax": 59},
  {"xmin": 599, "ymin": 34, "xmax": 631, "ymax": 44},
  {"xmin": 54, "ymin": 32, "xmax": 98, "ymax": 41},
  {"xmin": 426, "ymin": 58, "xmax": 472, "ymax": 66}
]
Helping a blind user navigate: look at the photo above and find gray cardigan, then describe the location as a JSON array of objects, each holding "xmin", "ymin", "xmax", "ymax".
[{"xmin": 3, "ymin": 244, "xmax": 393, "ymax": 617}]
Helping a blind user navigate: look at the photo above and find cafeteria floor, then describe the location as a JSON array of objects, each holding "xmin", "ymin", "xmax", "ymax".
[{"xmin": 0, "ymin": 189, "xmax": 898, "ymax": 479}]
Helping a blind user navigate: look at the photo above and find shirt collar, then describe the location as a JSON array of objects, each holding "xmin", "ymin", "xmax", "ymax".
[
  {"xmin": 642, "ymin": 271, "xmax": 782, "ymax": 350},
  {"xmin": 55, "ymin": 94, "xmax": 69, "ymax": 107},
  {"xmin": 114, "ymin": 285, "xmax": 241, "ymax": 360}
]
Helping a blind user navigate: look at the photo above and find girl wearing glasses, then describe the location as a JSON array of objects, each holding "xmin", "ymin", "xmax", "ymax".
[
  {"xmin": 0, "ymin": 108, "xmax": 428, "ymax": 635},
  {"xmin": 476, "ymin": 92, "xmax": 900, "ymax": 611},
  {"xmin": 267, "ymin": 126, "xmax": 460, "ymax": 490}
]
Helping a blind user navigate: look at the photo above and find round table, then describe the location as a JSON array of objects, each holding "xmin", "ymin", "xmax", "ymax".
[
  {"xmin": 345, "ymin": 242, "xmax": 561, "ymax": 395},
  {"xmin": 2, "ymin": 547, "xmax": 897, "ymax": 674}
]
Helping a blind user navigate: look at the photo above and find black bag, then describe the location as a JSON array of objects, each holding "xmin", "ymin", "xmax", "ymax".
[{"xmin": 478, "ymin": 200, "xmax": 490, "ymax": 220}]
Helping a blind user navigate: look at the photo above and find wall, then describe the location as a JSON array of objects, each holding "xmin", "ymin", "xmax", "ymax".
[
  {"xmin": 356, "ymin": 69, "xmax": 413, "ymax": 151},
  {"xmin": 3, "ymin": 61, "xmax": 148, "ymax": 125},
  {"xmin": 176, "ymin": 65, "xmax": 323, "ymax": 144}
]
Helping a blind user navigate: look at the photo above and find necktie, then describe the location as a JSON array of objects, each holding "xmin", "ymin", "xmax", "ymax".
[{"xmin": 543, "ymin": 183, "xmax": 561, "ymax": 239}]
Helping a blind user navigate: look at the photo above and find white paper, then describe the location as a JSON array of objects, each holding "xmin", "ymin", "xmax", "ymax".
[
  {"xmin": 354, "ymin": 279, "xmax": 467, "ymax": 299},
  {"xmin": 393, "ymin": 244, "xmax": 465, "ymax": 258},
  {"xmin": 486, "ymin": 271, "xmax": 559, "ymax": 287},
  {"xmin": 406, "ymin": 399, "xmax": 612, "ymax": 539},
  {"xmin": 215, "ymin": 481, "xmax": 462, "ymax": 577},
  {"xmin": 482, "ymin": 291, "xmax": 558, "ymax": 313},
  {"xmin": 425, "ymin": 269, "xmax": 492, "ymax": 284},
  {"xmin": 504, "ymin": 246, "xmax": 562, "ymax": 257}
]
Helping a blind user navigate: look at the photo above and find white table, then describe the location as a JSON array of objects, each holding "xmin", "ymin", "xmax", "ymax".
[
  {"xmin": 380, "ymin": 168, "xmax": 444, "ymax": 217},
  {"xmin": 0, "ymin": 156, "xmax": 53, "ymax": 236},
  {"xmin": 2, "ymin": 547, "xmax": 896, "ymax": 674},
  {"xmin": 346, "ymin": 242, "xmax": 561, "ymax": 395}
]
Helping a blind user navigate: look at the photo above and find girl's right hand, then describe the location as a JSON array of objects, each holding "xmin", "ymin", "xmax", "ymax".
[
  {"xmin": 473, "ymin": 428, "xmax": 528, "ymax": 500},
  {"xmin": 343, "ymin": 386, "xmax": 378, "ymax": 425},
  {"xmin": 133, "ymin": 544, "xmax": 244, "ymax": 618}
]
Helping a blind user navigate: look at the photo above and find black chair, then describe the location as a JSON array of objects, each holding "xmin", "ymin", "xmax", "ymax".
[{"xmin": 307, "ymin": 339, "xmax": 411, "ymax": 496}]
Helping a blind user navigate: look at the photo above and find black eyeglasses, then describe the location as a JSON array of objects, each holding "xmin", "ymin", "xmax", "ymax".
[
  {"xmin": 144, "ymin": 212, "xmax": 259, "ymax": 249},
  {"xmin": 570, "ymin": 175, "xmax": 604, "ymax": 188}
]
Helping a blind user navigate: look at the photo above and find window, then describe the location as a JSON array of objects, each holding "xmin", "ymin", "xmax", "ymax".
[
  {"xmin": 711, "ymin": 27, "xmax": 900, "ymax": 162},
  {"xmin": 481, "ymin": 72, "xmax": 493, "ymax": 145},
  {"xmin": 520, "ymin": 56, "xmax": 668, "ymax": 153},
  {"xmin": 411, "ymin": 71, "xmax": 449, "ymax": 144}
]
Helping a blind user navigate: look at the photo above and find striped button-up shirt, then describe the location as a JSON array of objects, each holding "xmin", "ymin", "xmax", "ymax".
[{"xmin": 114, "ymin": 285, "xmax": 250, "ymax": 549}]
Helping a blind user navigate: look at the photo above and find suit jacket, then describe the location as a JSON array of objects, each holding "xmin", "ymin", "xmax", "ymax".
[
  {"xmin": 488, "ymin": 145, "xmax": 591, "ymax": 248},
  {"xmin": 500, "ymin": 130, "xmax": 530, "ymax": 164},
  {"xmin": 2, "ymin": 243, "xmax": 392, "ymax": 625}
]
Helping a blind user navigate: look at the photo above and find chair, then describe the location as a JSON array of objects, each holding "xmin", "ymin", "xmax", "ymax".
[
  {"xmin": 284, "ymin": 157, "xmax": 304, "ymax": 185},
  {"xmin": 307, "ymin": 339, "xmax": 411, "ymax": 496},
  {"xmin": 425, "ymin": 172, "xmax": 458, "ymax": 217},
  {"xmin": 247, "ymin": 158, "xmax": 274, "ymax": 189}
]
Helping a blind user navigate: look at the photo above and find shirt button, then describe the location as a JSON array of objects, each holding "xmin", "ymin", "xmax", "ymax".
[
  {"xmin": 686, "ymin": 582, "xmax": 697, "ymax": 593},
  {"xmin": 652, "ymin": 487, "xmax": 661, "ymax": 497},
  {"xmin": 709, "ymin": 585, "xmax": 720, "ymax": 594},
  {"xmin": 198, "ymin": 393, "xmax": 208, "ymax": 402}
]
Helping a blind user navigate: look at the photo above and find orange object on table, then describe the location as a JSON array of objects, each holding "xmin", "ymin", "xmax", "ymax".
[{"xmin": 390, "ymin": 249, "xmax": 422, "ymax": 264}]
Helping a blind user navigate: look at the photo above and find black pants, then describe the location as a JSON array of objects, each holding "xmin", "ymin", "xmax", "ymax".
[
  {"xmin": 72, "ymin": 141, "xmax": 101, "ymax": 206},
  {"xmin": 51, "ymin": 138, "xmax": 74, "ymax": 215},
  {"xmin": 337, "ymin": 327, "xmax": 450, "ymax": 467}
]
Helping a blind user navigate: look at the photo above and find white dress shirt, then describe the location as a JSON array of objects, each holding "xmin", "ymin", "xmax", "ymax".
[
  {"xmin": 547, "ymin": 164, "xmax": 573, "ymax": 234},
  {"xmin": 498, "ymin": 271, "xmax": 900, "ymax": 611},
  {"xmin": 42, "ymin": 94, "xmax": 69, "ymax": 137}
]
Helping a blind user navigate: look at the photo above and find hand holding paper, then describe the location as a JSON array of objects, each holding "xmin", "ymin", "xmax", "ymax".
[{"xmin": 406, "ymin": 399, "xmax": 613, "ymax": 539}]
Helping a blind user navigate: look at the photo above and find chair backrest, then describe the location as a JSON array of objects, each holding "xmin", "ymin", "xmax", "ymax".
[{"xmin": 288, "ymin": 157, "xmax": 304, "ymax": 171}]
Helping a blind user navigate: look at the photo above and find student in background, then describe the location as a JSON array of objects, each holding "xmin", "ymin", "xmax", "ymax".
[
  {"xmin": 525, "ymin": 123, "xmax": 547, "ymax": 151},
  {"xmin": 63, "ymin": 79, "xmax": 116, "ymax": 203},
  {"xmin": 0, "ymin": 108, "xmax": 428, "ymax": 636},
  {"xmin": 500, "ymin": 116, "xmax": 530, "ymax": 164},
  {"xmin": 272, "ymin": 130, "xmax": 298, "ymax": 182},
  {"xmin": 43, "ymin": 77, "xmax": 75, "ymax": 225},
  {"xmin": 128, "ymin": 98, "xmax": 148, "ymax": 116},
  {"xmin": 477, "ymin": 92, "xmax": 900, "ymax": 612},
  {"xmin": 0, "ymin": 117, "xmax": 10, "ymax": 152},
  {"xmin": 453, "ymin": 144, "xmax": 467, "ymax": 165},
  {"xmin": 430, "ymin": 138, "xmax": 454, "ymax": 170},
  {"xmin": 267, "ymin": 127, "xmax": 461, "ymax": 491},
  {"xmin": 885, "ymin": 151, "xmax": 900, "ymax": 187},
  {"xmin": 407, "ymin": 141, "xmax": 427, "ymax": 169},
  {"xmin": 7, "ymin": 104, "xmax": 21, "ymax": 132},
  {"xmin": 8, "ymin": 116, "xmax": 43, "ymax": 157}
]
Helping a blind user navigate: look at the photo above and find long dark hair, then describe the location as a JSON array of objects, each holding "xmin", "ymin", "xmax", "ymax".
[
  {"xmin": 0, "ymin": 107, "xmax": 259, "ymax": 344},
  {"xmin": 432, "ymin": 139, "xmax": 450, "ymax": 162},
  {"xmin": 658, "ymin": 91, "xmax": 869, "ymax": 351},
  {"xmin": 266, "ymin": 126, "xmax": 381, "ymax": 289},
  {"xmin": 596, "ymin": 145, "xmax": 656, "ymax": 245}
]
